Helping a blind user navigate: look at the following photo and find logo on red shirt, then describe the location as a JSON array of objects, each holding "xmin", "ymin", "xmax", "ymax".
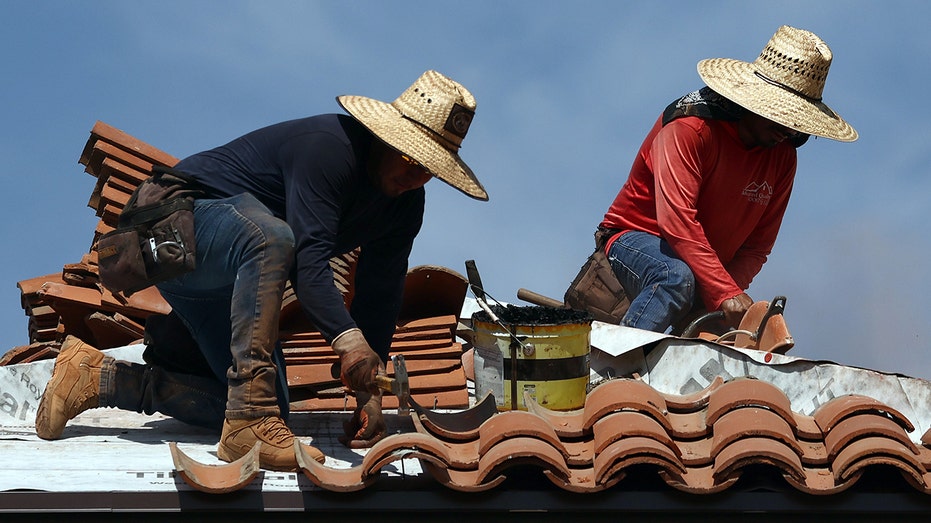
[{"xmin": 742, "ymin": 181, "xmax": 773, "ymax": 205}]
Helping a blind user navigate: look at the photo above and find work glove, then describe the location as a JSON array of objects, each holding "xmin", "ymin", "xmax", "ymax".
[
  {"xmin": 339, "ymin": 390, "xmax": 387, "ymax": 449},
  {"xmin": 331, "ymin": 328, "xmax": 383, "ymax": 394},
  {"xmin": 720, "ymin": 292, "xmax": 754, "ymax": 329}
]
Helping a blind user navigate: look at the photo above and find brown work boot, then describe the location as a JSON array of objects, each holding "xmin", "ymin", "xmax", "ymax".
[
  {"xmin": 217, "ymin": 416, "xmax": 324, "ymax": 471},
  {"xmin": 35, "ymin": 336, "xmax": 105, "ymax": 440}
]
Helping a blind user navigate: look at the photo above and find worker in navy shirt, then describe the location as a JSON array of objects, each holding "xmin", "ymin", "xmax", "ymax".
[{"xmin": 36, "ymin": 71, "xmax": 487, "ymax": 472}]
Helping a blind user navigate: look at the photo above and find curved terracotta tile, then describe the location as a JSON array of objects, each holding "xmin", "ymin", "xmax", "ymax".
[
  {"xmin": 361, "ymin": 432, "xmax": 454, "ymax": 477},
  {"xmin": 169, "ymin": 441, "xmax": 261, "ymax": 494},
  {"xmin": 523, "ymin": 391, "xmax": 587, "ymax": 438},
  {"xmin": 420, "ymin": 460, "xmax": 506, "ymax": 492},
  {"xmin": 594, "ymin": 436, "xmax": 685, "ymax": 487},
  {"xmin": 923, "ymin": 428, "xmax": 931, "ymax": 447},
  {"xmin": 543, "ymin": 466, "xmax": 616, "ymax": 493},
  {"xmin": 705, "ymin": 378, "xmax": 796, "ymax": 429},
  {"xmin": 661, "ymin": 375, "xmax": 724, "ymax": 413},
  {"xmin": 713, "ymin": 436, "xmax": 806, "ymax": 485},
  {"xmin": 832, "ymin": 436, "xmax": 926, "ymax": 485},
  {"xmin": 296, "ymin": 443, "xmax": 372, "ymax": 492},
  {"xmin": 477, "ymin": 410, "xmax": 563, "ymax": 457},
  {"xmin": 410, "ymin": 391, "xmax": 498, "ymax": 441},
  {"xmin": 797, "ymin": 438, "xmax": 830, "ymax": 467},
  {"xmin": 793, "ymin": 413, "xmax": 824, "ymax": 440},
  {"xmin": 592, "ymin": 411, "xmax": 677, "ymax": 457},
  {"xmin": 659, "ymin": 465, "xmax": 739, "ymax": 495},
  {"xmin": 813, "ymin": 394, "xmax": 914, "ymax": 434},
  {"xmin": 675, "ymin": 437, "xmax": 714, "ymax": 467},
  {"xmin": 824, "ymin": 413, "xmax": 919, "ymax": 461},
  {"xmin": 479, "ymin": 436, "xmax": 571, "ymax": 486},
  {"xmin": 583, "ymin": 379, "xmax": 671, "ymax": 433},
  {"xmin": 711, "ymin": 407, "xmax": 803, "ymax": 459},
  {"xmin": 666, "ymin": 410, "xmax": 710, "ymax": 439},
  {"xmin": 782, "ymin": 466, "xmax": 862, "ymax": 496}
]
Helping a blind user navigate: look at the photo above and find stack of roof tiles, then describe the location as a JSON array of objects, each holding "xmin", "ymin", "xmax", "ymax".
[{"xmin": 4, "ymin": 121, "xmax": 470, "ymax": 410}]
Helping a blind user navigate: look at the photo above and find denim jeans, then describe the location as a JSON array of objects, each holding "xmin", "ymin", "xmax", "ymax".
[
  {"xmin": 606, "ymin": 231, "xmax": 696, "ymax": 333},
  {"xmin": 151, "ymin": 193, "xmax": 295, "ymax": 421}
]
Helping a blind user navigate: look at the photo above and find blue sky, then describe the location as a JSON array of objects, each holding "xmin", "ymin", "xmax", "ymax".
[{"xmin": 3, "ymin": 1, "xmax": 931, "ymax": 380}]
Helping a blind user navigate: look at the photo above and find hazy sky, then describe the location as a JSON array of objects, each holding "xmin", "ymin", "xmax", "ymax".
[{"xmin": 3, "ymin": 1, "xmax": 930, "ymax": 380}]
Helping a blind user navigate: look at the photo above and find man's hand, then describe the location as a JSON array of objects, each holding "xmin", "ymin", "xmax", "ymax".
[
  {"xmin": 339, "ymin": 390, "xmax": 387, "ymax": 449},
  {"xmin": 720, "ymin": 292, "xmax": 753, "ymax": 328},
  {"xmin": 331, "ymin": 328, "xmax": 383, "ymax": 393}
]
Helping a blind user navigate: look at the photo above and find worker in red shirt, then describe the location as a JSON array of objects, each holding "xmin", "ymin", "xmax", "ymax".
[{"xmin": 599, "ymin": 26, "xmax": 857, "ymax": 333}]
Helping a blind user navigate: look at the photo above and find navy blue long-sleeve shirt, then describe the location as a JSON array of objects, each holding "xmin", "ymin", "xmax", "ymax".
[{"xmin": 173, "ymin": 114, "xmax": 424, "ymax": 356}]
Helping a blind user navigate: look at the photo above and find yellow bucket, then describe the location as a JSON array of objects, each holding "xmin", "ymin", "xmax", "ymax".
[{"xmin": 471, "ymin": 305, "xmax": 591, "ymax": 411}]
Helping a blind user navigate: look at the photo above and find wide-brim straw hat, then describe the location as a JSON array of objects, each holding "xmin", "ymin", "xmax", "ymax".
[
  {"xmin": 337, "ymin": 70, "xmax": 488, "ymax": 201},
  {"xmin": 697, "ymin": 25, "xmax": 858, "ymax": 142}
]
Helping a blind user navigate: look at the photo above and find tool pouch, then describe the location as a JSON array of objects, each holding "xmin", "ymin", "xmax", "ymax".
[
  {"xmin": 97, "ymin": 166, "xmax": 204, "ymax": 296},
  {"xmin": 563, "ymin": 228, "xmax": 630, "ymax": 324}
]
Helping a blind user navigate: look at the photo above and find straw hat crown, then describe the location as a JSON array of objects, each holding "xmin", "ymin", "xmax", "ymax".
[
  {"xmin": 337, "ymin": 70, "xmax": 488, "ymax": 201},
  {"xmin": 697, "ymin": 25, "xmax": 858, "ymax": 142}
]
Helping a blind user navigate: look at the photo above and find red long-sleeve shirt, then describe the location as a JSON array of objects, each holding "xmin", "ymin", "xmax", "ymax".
[{"xmin": 601, "ymin": 115, "xmax": 797, "ymax": 311}]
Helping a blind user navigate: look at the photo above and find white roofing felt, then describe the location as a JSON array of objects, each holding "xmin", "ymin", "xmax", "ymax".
[{"xmin": 0, "ymin": 344, "xmax": 420, "ymax": 494}]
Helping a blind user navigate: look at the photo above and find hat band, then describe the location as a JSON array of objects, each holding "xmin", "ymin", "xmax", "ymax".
[
  {"xmin": 401, "ymin": 113, "xmax": 462, "ymax": 152},
  {"xmin": 754, "ymin": 71, "xmax": 822, "ymax": 103}
]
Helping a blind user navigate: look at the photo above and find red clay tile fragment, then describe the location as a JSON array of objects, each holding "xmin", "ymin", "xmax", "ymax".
[{"xmin": 169, "ymin": 441, "xmax": 260, "ymax": 494}]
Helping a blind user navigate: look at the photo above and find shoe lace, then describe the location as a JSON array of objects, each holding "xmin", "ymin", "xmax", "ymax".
[{"xmin": 258, "ymin": 417, "xmax": 295, "ymax": 445}]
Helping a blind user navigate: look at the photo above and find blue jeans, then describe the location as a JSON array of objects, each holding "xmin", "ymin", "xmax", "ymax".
[
  {"xmin": 606, "ymin": 231, "xmax": 696, "ymax": 333},
  {"xmin": 155, "ymin": 193, "xmax": 294, "ymax": 420}
]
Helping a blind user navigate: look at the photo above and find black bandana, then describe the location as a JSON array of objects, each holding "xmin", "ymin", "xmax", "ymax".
[{"xmin": 662, "ymin": 87, "xmax": 809, "ymax": 147}]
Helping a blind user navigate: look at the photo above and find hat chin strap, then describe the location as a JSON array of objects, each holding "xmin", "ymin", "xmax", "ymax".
[
  {"xmin": 753, "ymin": 71, "xmax": 822, "ymax": 103},
  {"xmin": 400, "ymin": 114, "xmax": 461, "ymax": 153}
]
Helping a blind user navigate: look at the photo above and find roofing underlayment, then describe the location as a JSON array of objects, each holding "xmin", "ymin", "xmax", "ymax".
[{"xmin": 2, "ymin": 122, "xmax": 931, "ymax": 516}]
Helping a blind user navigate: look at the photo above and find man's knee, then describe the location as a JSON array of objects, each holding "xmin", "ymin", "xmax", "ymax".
[{"xmin": 660, "ymin": 259, "xmax": 696, "ymax": 305}]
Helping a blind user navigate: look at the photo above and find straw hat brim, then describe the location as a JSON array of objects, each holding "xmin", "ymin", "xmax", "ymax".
[
  {"xmin": 337, "ymin": 95, "xmax": 488, "ymax": 201},
  {"xmin": 698, "ymin": 58, "xmax": 858, "ymax": 142}
]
